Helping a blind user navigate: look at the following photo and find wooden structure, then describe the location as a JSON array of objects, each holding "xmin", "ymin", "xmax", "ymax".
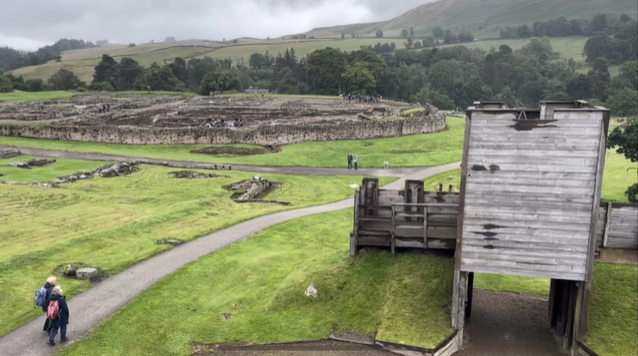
[
  {"xmin": 453, "ymin": 100, "xmax": 611, "ymax": 354},
  {"xmin": 351, "ymin": 179, "xmax": 459, "ymax": 256}
]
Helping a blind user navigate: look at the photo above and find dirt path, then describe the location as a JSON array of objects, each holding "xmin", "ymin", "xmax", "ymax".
[
  {"xmin": 0, "ymin": 145, "xmax": 433, "ymax": 177},
  {"xmin": 455, "ymin": 290, "xmax": 566, "ymax": 356},
  {"xmin": 0, "ymin": 162, "xmax": 457, "ymax": 356},
  {"xmin": 196, "ymin": 340, "xmax": 396, "ymax": 356}
]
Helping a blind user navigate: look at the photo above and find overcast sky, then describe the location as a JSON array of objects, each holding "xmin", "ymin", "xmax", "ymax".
[{"xmin": 0, "ymin": 0, "xmax": 432, "ymax": 50}]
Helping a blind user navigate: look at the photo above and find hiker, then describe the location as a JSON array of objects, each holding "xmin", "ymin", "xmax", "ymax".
[
  {"xmin": 46, "ymin": 286, "xmax": 69, "ymax": 346},
  {"xmin": 354, "ymin": 154, "xmax": 359, "ymax": 170},
  {"xmin": 37, "ymin": 276, "xmax": 57, "ymax": 332},
  {"xmin": 347, "ymin": 153, "xmax": 353, "ymax": 169}
]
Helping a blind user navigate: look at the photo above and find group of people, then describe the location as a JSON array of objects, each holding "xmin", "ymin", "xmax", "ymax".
[
  {"xmin": 96, "ymin": 104, "xmax": 110, "ymax": 113},
  {"xmin": 37, "ymin": 276, "xmax": 70, "ymax": 346},
  {"xmin": 233, "ymin": 117, "xmax": 247, "ymax": 127},
  {"xmin": 347, "ymin": 153, "xmax": 359, "ymax": 170},
  {"xmin": 340, "ymin": 94, "xmax": 381, "ymax": 103}
]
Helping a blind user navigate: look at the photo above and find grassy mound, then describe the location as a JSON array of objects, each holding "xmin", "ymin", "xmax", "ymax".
[{"xmin": 59, "ymin": 210, "xmax": 454, "ymax": 356}]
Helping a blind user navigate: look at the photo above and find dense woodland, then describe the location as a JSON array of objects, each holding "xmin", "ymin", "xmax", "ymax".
[{"xmin": 0, "ymin": 14, "xmax": 636, "ymax": 117}]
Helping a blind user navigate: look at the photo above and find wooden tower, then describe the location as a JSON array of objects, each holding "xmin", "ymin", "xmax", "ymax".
[{"xmin": 453, "ymin": 101, "xmax": 610, "ymax": 353}]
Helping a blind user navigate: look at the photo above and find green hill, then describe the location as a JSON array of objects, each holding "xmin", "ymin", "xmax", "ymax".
[{"xmin": 307, "ymin": 0, "xmax": 637, "ymax": 38}]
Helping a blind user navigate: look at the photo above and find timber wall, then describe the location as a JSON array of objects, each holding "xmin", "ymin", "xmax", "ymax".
[{"xmin": 0, "ymin": 113, "xmax": 446, "ymax": 145}]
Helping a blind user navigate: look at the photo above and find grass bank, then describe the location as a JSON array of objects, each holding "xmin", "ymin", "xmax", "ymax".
[
  {"xmin": 59, "ymin": 210, "xmax": 455, "ymax": 356},
  {"xmin": 0, "ymin": 155, "xmax": 108, "ymax": 182},
  {"xmin": 0, "ymin": 163, "xmax": 393, "ymax": 337},
  {"xmin": 0, "ymin": 91, "xmax": 78, "ymax": 103},
  {"xmin": 0, "ymin": 117, "xmax": 465, "ymax": 168}
]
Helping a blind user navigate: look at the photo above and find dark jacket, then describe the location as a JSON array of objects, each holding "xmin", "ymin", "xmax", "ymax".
[
  {"xmin": 46, "ymin": 294, "xmax": 69, "ymax": 327},
  {"xmin": 41, "ymin": 282, "xmax": 55, "ymax": 313}
]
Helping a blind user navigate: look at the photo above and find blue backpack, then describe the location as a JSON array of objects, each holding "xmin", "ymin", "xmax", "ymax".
[{"xmin": 34, "ymin": 287, "xmax": 47, "ymax": 308}]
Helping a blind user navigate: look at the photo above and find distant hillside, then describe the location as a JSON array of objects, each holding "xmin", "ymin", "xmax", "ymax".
[{"xmin": 306, "ymin": 0, "xmax": 638, "ymax": 38}]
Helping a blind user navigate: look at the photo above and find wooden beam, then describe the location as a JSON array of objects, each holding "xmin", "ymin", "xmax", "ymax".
[
  {"xmin": 423, "ymin": 206, "xmax": 429, "ymax": 250},
  {"xmin": 602, "ymin": 202, "xmax": 612, "ymax": 248},
  {"xmin": 466, "ymin": 272, "xmax": 474, "ymax": 321},
  {"xmin": 351, "ymin": 190, "xmax": 360, "ymax": 257},
  {"xmin": 455, "ymin": 112, "xmax": 473, "ymax": 272},
  {"xmin": 391, "ymin": 205, "xmax": 396, "ymax": 256}
]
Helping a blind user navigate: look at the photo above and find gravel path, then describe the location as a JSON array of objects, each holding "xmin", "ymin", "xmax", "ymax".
[
  {"xmin": 0, "ymin": 145, "xmax": 429, "ymax": 177},
  {"xmin": 0, "ymin": 160, "xmax": 459, "ymax": 356},
  {"xmin": 455, "ymin": 290, "xmax": 565, "ymax": 356}
]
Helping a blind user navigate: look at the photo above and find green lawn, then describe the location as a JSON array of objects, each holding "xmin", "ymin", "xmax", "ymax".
[
  {"xmin": 0, "ymin": 117, "xmax": 465, "ymax": 168},
  {"xmin": 0, "ymin": 155, "xmax": 108, "ymax": 182},
  {"xmin": 587, "ymin": 264, "xmax": 638, "ymax": 356},
  {"xmin": 59, "ymin": 210, "xmax": 454, "ymax": 356},
  {"xmin": 0, "ymin": 164, "xmax": 393, "ymax": 337},
  {"xmin": 0, "ymin": 91, "xmax": 78, "ymax": 103}
]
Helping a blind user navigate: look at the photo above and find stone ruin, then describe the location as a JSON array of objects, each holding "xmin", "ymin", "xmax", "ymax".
[
  {"xmin": 0, "ymin": 149, "xmax": 21, "ymax": 159},
  {"xmin": 224, "ymin": 175, "xmax": 290, "ymax": 205},
  {"xmin": 9, "ymin": 158, "xmax": 56, "ymax": 169},
  {"xmin": 169, "ymin": 170, "xmax": 227, "ymax": 179},
  {"xmin": 190, "ymin": 145, "xmax": 279, "ymax": 156}
]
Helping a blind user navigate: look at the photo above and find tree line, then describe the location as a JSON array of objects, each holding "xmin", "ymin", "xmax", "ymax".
[
  {"xmin": 499, "ymin": 13, "xmax": 635, "ymax": 39},
  {"xmin": 0, "ymin": 38, "xmax": 110, "ymax": 72}
]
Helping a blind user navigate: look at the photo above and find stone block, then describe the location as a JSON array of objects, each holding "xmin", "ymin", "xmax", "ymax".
[{"xmin": 76, "ymin": 267, "xmax": 99, "ymax": 280}]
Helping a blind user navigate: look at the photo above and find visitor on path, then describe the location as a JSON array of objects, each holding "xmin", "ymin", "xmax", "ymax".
[
  {"xmin": 354, "ymin": 154, "xmax": 359, "ymax": 170},
  {"xmin": 46, "ymin": 286, "xmax": 69, "ymax": 346},
  {"xmin": 38, "ymin": 277, "xmax": 57, "ymax": 332},
  {"xmin": 347, "ymin": 153, "xmax": 353, "ymax": 169}
]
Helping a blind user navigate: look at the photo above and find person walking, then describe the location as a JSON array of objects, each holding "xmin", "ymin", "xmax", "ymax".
[
  {"xmin": 347, "ymin": 153, "xmax": 353, "ymax": 169},
  {"xmin": 40, "ymin": 277, "xmax": 57, "ymax": 332},
  {"xmin": 354, "ymin": 154, "xmax": 359, "ymax": 170},
  {"xmin": 46, "ymin": 286, "xmax": 69, "ymax": 346}
]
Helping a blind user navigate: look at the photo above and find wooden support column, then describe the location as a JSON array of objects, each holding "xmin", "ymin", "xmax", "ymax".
[
  {"xmin": 452, "ymin": 271, "xmax": 467, "ymax": 349},
  {"xmin": 602, "ymin": 202, "xmax": 612, "ymax": 248},
  {"xmin": 391, "ymin": 205, "xmax": 396, "ymax": 256},
  {"xmin": 465, "ymin": 272, "xmax": 474, "ymax": 321},
  {"xmin": 351, "ymin": 190, "xmax": 360, "ymax": 257},
  {"xmin": 423, "ymin": 206, "xmax": 428, "ymax": 250}
]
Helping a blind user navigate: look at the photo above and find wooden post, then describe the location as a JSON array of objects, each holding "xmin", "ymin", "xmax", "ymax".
[
  {"xmin": 449, "ymin": 184, "xmax": 453, "ymax": 193},
  {"xmin": 391, "ymin": 205, "xmax": 396, "ymax": 256},
  {"xmin": 438, "ymin": 183, "xmax": 443, "ymax": 192},
  {"xmin": 466, "ymin": 272, "xmax": 474, "ymax": 321},
  {"xmin": 423, "ymin": 206, "xmax": 428, "ymax": 250},
  {"xmin": 351, "ymin": 190, "xmax": 360, "ymax": 257},
  {"xmin": 452, "ymin": 271, "xmax": 467, "ymax": 349},
  {"xmin": 602, "ymin": 202, "xmax": 612, "ymax": 248}
]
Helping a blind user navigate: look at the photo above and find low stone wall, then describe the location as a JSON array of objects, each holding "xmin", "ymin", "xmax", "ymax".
[{"xmin": 0, "ymin": 112, "xmax": 446, "ymax": 146}]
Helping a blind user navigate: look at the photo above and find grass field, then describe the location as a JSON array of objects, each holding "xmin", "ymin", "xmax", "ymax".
[
  {"xmin": 0, "ymin": 117, "xmax": 465, "ymax": 168},
  {"xmin": 58, "ymin": 210, "xmax": 455, "ymax": 356},
  {"xmin": 587, "ymin": 263, "xmax": 638, "ymax": 356},
  {"xmin": 0, "ymin": 163, "xmax": 393, "ymax": 337},
  {"xmin": 0, "ymin": 155, "xmax": 108, "ymax": 182},
  {"xmin": 0, "ymin": 91, "xmax": 78, "ymax": 103}
]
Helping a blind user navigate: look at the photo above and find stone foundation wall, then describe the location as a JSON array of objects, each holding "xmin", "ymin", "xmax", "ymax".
[{"xmin": 0, "ymin": 112, "xmax": 446, "ymax": 146}]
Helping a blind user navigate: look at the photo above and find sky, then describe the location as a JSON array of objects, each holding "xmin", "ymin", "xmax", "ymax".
[{"xmin": 0, "ymin": 0, "xmax": 432, "ymax": 50}]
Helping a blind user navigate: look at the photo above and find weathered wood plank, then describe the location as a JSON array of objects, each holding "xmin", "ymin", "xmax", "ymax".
[
  {"xmin": 470, "ymin": 135, "xmax": 601, "ymax": 144},
  {"xmin": 465, "ymin": 183, "xmax": 595, "ymax": 196},
  {"xmin": 469, "ymin": 142, "xmax": 600, "ymax": 151},
  {"xmin": 464, "ymin": 191, "xmax": 594, "ymax": 204},
  {"xmin": 468, "ymin": 149, "xmax": 599, "ymax": 158},
  {"xmin": 467, "ymin": 170, "xmax": 596, "ymax": 180},
  {"xmin": 466, "ymin": 163, "xmax": 598, "ymax": 173},
  {"xmin": 461, "ymin": 251, "xmax": 586, "ymax": 267},
  {"xmin": 464, "ymin": 198, "xmax": 591, "ymax": 212},
  {"xmin": 462, "ymin": 228, "xmax": 590, "ymax": 242},
  {"xmin": 462, "ymin": 239, "xmax": 589, "ymax": 252},
  {"xmin": 464, "ymin": 211, "xmax": 592, "ymax": 224},
  {"xmin": 466, "ymin": 177, "xmax": 596, "ymax": 189},
  {"xmin": 460, "ymin": 263, "xmax": 585, "ymax": 280},
  {"xmin": 465, "ymin": 206, "xmax": 592, "ymax": 218},
  {"xmin": 471, "ymin": 120, "xmax": 603, "ymax": 129},
  {"xmin": 461, "ymin": 258, "xmax": 586, "ymax": 274},
  {"xmin": 463, "ymin": 218, "xmax": 591, "ymax": 232},
  {"xmin": 468, "ymin": 155, "xmax": 599, "ymax": 166}
]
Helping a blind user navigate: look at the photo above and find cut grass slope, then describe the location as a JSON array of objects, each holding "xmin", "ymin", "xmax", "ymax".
[
  {"xmin": 0, "ymin": 91, "xmax": 78, "ymax": 103},
  {"xmin": 0, "ymin": 117, "xmax": 465, "ymax": 168},
  {"xmin": 59, "ymin": 210, "xmax": 454, "ymax": 356},
  {"xmin": 0, "ymin": 165, "xmax": 392, "ymax": 337}
]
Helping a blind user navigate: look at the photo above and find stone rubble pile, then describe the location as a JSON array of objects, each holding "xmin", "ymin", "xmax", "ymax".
[
  {"xmin": 169, "ymin": 170, "xmax": 222, "ymax": 179},
  {"xmin": 0, "ymin": 149, "xmax": 21, "ymax": 159},
  {"xmin": 9, "ymin": 158, "xmax": 56, "ymax": 169},
  {"xmin": 225, "ymin": 175, "xmax": 272, "ymax": 202}
]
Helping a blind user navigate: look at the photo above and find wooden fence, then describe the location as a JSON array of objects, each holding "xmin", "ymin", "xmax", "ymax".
[{"xmin": 595, "ymin": 203, "xmax": 638, "ymax": 250}]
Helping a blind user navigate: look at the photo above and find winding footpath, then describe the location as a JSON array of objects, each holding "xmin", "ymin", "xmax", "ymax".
[{"xmin": 0, "ymin": 147, "xmax": 460, "ymax": 356}]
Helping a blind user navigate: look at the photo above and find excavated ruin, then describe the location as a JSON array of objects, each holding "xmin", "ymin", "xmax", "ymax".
[
  {"xmin": 224, "ymin": 176, "xmax": 290, "ymax": 205},
  {"xmin": 169, "ymin": 170, "xmax": 228, "ymax": 179},
  {"xmin": 8, "ymin": 158, "xmax": 56, "ymax": 169},
  {"xmin": 191, "ymin": 145, "xmax": 280, "ymax": 156},
  {"xmin": 0, "ymin": 149, "xmax": 21, "ymax": 159}
]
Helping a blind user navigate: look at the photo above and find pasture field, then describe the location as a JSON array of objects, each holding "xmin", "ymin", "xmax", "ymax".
[
  {"xmin": 0, "ymin": 162, "xmax": 392, "ymax": 337},
  {"xmin": 0, "ymin": 91, "xmax": 78, "ymax": 103},
  {"xmin": 0, "ymin": 117, "xmax": 465, "ymax": 168},
  {"xmin": 58, "ymin": 210, "xmax": 455, "ymax": 356}
]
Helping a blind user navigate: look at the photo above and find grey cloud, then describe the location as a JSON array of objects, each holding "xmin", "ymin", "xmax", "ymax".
[{"xmin": 0, "ymin": 0, "xmax": 431, "ymax": 50}]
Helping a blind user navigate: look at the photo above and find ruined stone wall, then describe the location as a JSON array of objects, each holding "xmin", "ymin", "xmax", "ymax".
[{"xmin": 0, "ymin": 112, "xmax": 446, "ymax": 145}]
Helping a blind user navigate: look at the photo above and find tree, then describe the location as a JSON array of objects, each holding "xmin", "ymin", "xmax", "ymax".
[
  {"xmin": 128, "ymin": 43, "xmax": 136, "ymax": 48},
  {"xmin": 587, "ymin": 58, "xmax": 610, "ymax": 100},
  {"xmin": 422, "ymin": 36, "xmax": 436, "ymax": 48},
  {"xmin": 307, "ymin": 48, "xmax": 347, "ymax": 95},
  {"xmin": 586, "ymin": 13, "xmax": 607, "ymax": 34},
  {"xmin": 0, "ymin": 73, "xmax": 13, "ymax": 93},
  {"xmin": 249, "ymin": 53, "xmax": 266, "ymax": 69},
  {"xmin": 341, "ymin": 63, "xmax": 376, "ymax": 95},
  {"xmin": 138, "ymin": 62, "xmax": 179, "ymax": 91},
  {"xmin": 404, "ymin": 37, "xmax": 414, "ymax": 50},
  {"xmin": 168, "ymin": 57, "xmax": 188, "ymax": 84},
  {"xmin": 415, "ymin": 87, "xmax": 455, "ymax": 110},
  {"xmin": 48, "ymin": 69, "xmax": 83, "ymax": 90},
  {"xmin": 351, "ymin": 33, "xmax": 356, "ymax": 39},
  {"xmin": 583, "ymin": 32, "xmax": 611, "ymax": 63},
  {"xmin": 88, "ymin": 82, "xmax": 115, "ymax": 91},
  {"xmin": 443, "ymin": 30, "xmax": 457, "ymax": 44},
  {"xmin": 566, "ymin": 73, "xmax": 593, "ymax": 99},
  {"xmin": 25, "ymin": 79, "xmax": 45, "ymax": 92},
  {"xmin": 341, "ymin": 33, "xmax": 345, "ymax": 40},
  {"xmin": 401, "ymin": 29, "xmax": 409, "ymax": 39},
  {"xmin": 432, "ymin": 27, "xmax": 444, "ymax": 39},
  {"xmin": 606, "ymin": 89, "xmax": 638, "ymax": 117},
  {"xmin": 217, "ymin": 71, "xmax": 243, "ymax": 91},
  {"xmin": 517, "ymin": 25, "xmax": 532, "ymax": 38},
  {"xmin": 607, "ymin": 118, "xmax": 638, "ymax": 202},
  {"xmin": 96, "ymin": 40, "xmax": 109, "ymax": 47},
  {"xmin": 92, "ymin": 54, "xmax": 117, "ymax": 86},
  {"xmin": 164, "ymin": 36, "xmax": 177, "ymax": 42},
  {"xmin": 457, "ymin": 30, "xmax": 474, "ymax": 43},
  {"xmin": 114, "ymin": 57, "xmax": 143, "ymax": 90},
  {"xmin": 376, "ymin": 30, "xmax": 384, "ymax": 38},
  {"xmin": 495, "ymin": 86, "xmax": 523, "ymax": 108}
]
